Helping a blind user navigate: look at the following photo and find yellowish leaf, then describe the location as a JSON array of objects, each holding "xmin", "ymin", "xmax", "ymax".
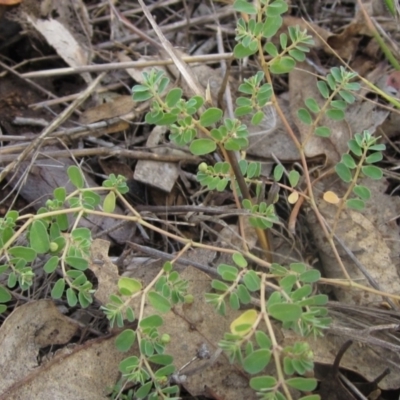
[
  {"xmin": 288, "ymin": 191, "xmax": 299, "ymax": 204},
  {"xmin": 230, "ymin": 309, "xmax": 258, "ymax": 336},
  {"xmin": 323, "ymin": 191, "xmax": 340, "ymax": 204}
]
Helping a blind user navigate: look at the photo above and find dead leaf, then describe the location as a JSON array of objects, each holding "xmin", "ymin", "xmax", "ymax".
[
  {"xmin": 0, "ymin": 333, "xmax": 137, "ymax": 400},
  {"xmin": 308, "ymin": 178, "xmax": 400, "ymax": 306},
  {"xmin": 26, "ymin": 0, "xmax": 92, "ymax": 83},
  {"xmin": 323, "ymin": 191, "xmax": 340, "ymax": 205},
  {"xmin": 0, "ymin": 0, "xmax": 21, "ymax": 5},
  {"xmin": 80, "ymin": 95, "xmax": 134, "ymax": 124},
  {"xmin": 0, "ymin": 300, "xmax": 78, "ymax": 394}
]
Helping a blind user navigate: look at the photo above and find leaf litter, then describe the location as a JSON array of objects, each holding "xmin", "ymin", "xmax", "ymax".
[{"xmin": 1, "ymin": 0, "xmax": 400, "ymax": 398}]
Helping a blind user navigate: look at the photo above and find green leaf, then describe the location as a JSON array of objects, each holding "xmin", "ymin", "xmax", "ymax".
[
  {"xmin": 51, "ymin": 278, "xmax": 65, "ymax": 299},
  {"xmin": 353, "ymin": 185, "xmax": 371, "ymax": 200},
  {"xmin": 299, "ymin": 269, "xmax": 321, "ymax": 283},
  {"xmin": 0, "ymin": 286, "xmax": 11, "ymax": 303},
  {"xmin": 212, "ymin": 279, "xmax": 229, "ymax": 292},
  {"xmin": 243, "ymin": 270, "xmax": 261, "ymax": 291},
  {"xmin": 103, "ymin": 191, "xmax": 116, "ymax": 213},
  {"xmin": 290, "ymin": 263, "xmax": 306, "ymax": 273},
  {"xmin": 243, "ymin": 349, "xmax": 271, "ymax": 374},
  {"xmin": 66, "ymin": 288, "xmax": 78, "ymax": 307},
  {"xmin": 116, "ymin": 329, "xmax": 136, "ymax": 352},
  {"xmin": 289, "ymin": 48, "xmax": 306, "ymax": 62},
  {"xmin": 165, "ymin": 88, "xmax": 183, "ymax": 107},
  {"xmin": 229, "ymin": 292, "xmax": 240, "ymax": 310},
  {"xmin": 8, "ymin": 246, "xmax": 36, "ymax": 262},
  {"xmin": 140, "ymin": 314, "xmax": 163, "ymax": 329},
  {"xmin": 317, "ymin": 81, "xmax": 329, "ymax": 98},
  {"xmin": 218, "ymin": 264, "xmax": 239, "ymax": 281},
  {"xmin": 255, "ymin": 330, "xmax": 271, "ymax": 349},
  {"xmin": 135, "ymin": 381, "xmax": 153, "ymax": 400},
  {"xmin": 264, "ymin": 42, "xmax": 278, "ymax": 57},
  {"xmin": 286, "ymin": 377, "xmax": 317, "ymax": 392},
  {"xmin": 270, "ymin": 56, "xmax": 296, "ymax": 74},
  {"xmin": 269, "ymin": 0, "xmax": 289, "ymax": 15},
  {"xmin": 8, "ymin": 272, "xmax": 17, "ymax": 288},
  {"xmin": 273, "ymin": 164, "xmax": 284, "ymax": 181},
  {"xmin": 365, "ymin": 152, "xmax": 383, "ymax": 164},
  {"xmin": 326, "ymin": 108, "xmax": 345, "ymax": 120},
  {"xmin": 133, "ymin": 90, "xmax": 152, "ymax": 102},
  {"xmin": 369, "ymin": 143, "xmax": 386, "ymax": 151},
  {"xmin": 233, "ymin": 43, "xmax": 258, "ymax": 58},
  {"xmin": 315, "ymin": 126, "xmax": 331, "ymax": 137},
  {"xmin": 335, "ymin": 162, "xmax": 352, "ymax": 183},
  {"xmin": 331, "ymin": 100, "xmax": 347, "ymax": 110},
  {"xmin": 362, "ymin": 165, "xmax": 383, "ymax": 179},
  {"xmin": 250, "ymin": 375, "xmax": 277, "ymax": 390},
  {"xmin": 148, "ymin": 291, "xmax": 171, "ymax": 313},
  {"xmin": 119, "ymin": 355, "xmax": 139, "ymax": 373},
  {"xmin": 71, "ymin": 227, "xmax": 91, "ymax": 240},
  {"xmin": 118, "ymin": 277, "xmax": 142, "ymax": 296},
  {"xmin": 251, "ymin": 110, "xmax": 265, "ymax": 125},
  {"xmin": 346, "ymin": 198, "xmax": 365, "ymax": 210},
  {"xmin": 237, "ymin": 284, "xmax": 251, "ymax": 304},
  {"xmin": 268, "ymin": 303, "xmax": 302, "ymax": 322},
  {"xmin": 0, "ymin": 305, "xmax": 7, "ymax": 313},
  {"xmin": 262, "ymin": 16, "xmax": 282, "ymax": 38},
  {"xmin": 190, "ymin": 139, "xmax": 217, "ymax": 156},
  {"xmin": 199, "ymin": 108, "xmax": 223, "ymax": 127},
  {"xmin": 305, "ymin": 98, "xmax": 320, "ymax": 113},
  {"xmin": 53, "ymin": 187, "xmax": 66, "ymax": 202},
  {"xmin": 67, "ymin": 166, "xmax": 84, "ymax": 189},
  {"xmin": 155, "ymin": 364, "xmax": 175, "ymax": 378},
  {"xmin": 29, "ymin": 220, "xmax": 50, "ymax": 254},
  {"xmin": 66, "ymin": 256, "xmax": 88, "ymax": 271},
  {"xmin": 233, "ymin": 253, "xmax": 247, "ymax": 268},
  {"xmin": 289, "ymin": 170, "xmax": 300, "ymax": 187},
  {"xmin": 341, "ymin": 154, "xmax": 356, "ymax": 169},
  {"xmin": 339, "ymin": 90, "xmax": 355, "ymax": 104},
  {"xmin": 348, "ymin": 139, "xmax": 362, "ymax": 156},
  {"xmin": 233, "ymin": 0, "xmax": 257, "ymax": 14},
  {"xmin": 297, "ymin": 108, "xmax": 312, "ymax": 125},
  {"xmin": 148, "ymin": 354, "xmax": 173, "ymax": 365},
  {"xmin": 43, "ymin": 256, "xmax": 59, "ymax": 273}
]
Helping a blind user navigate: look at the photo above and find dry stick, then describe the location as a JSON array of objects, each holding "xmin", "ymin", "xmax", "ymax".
[
  {"xmin": 30, "ymin": 81, "xmax": 125, "ymax": 109},
  {"xmin": 137, "ymin": 0, "xmax": 273, "ymax": 262},
  {"xmin": 0, "ymin": 59, "xmax": 60, "ymax": 104},
  {"xmin": 0, "ymin": 73, "xmax": 106, "ymax": 184},
  {"xmin": 21, "ymin": 54, "xmax": 233, "ymax": 79},
  {"xmin": 96, "ymin": 6, "xmax": 234, "ymax": 50},
  {"xmin": 0, "ymin": 146, "xmax": 200, "ymax": 164}
]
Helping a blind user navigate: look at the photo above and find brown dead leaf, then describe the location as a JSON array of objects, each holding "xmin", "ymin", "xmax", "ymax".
[
  {"xmin": 80, "ymin": 95, "xmax": 134, "ymax": 124},
  {"xmin": 308, "ymin": 178, "xmax": 400, "ymax": 306},
  {"xmin": 0, "ymin": 300, "xmax": 78, "ymax": 394},
  {"xmin": 0, "ymin": 333, "xmax": 137, "ymax": 400},
  {"xmin": 0, "ymin": 0, "xmax": 21, "ymax": 4},
  {"xmin": 25, "ymin": 0, "xmax": 92, "ymax": 83}
]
